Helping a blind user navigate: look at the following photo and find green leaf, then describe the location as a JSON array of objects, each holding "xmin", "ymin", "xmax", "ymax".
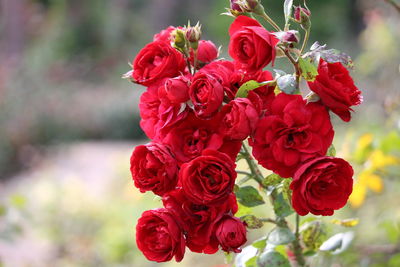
[
  {"xmin": 246, "ymin": 256, "xmax": 258, "ymax": 267},
  {"xmin": 257, "ymin": 251, "xmax": 290, "ymax": 267},
  {"xmin": 273, "ymin": 191, "xmax": 294, "ymax": 218},
  {"xmin": 236, "ymin": 80, "xmax": 274, "ymax": 98},
  {"xmin": 283, "ymin": 0, "xmax": 294, "ymax": 27},
  {"xmin": 236, "ymin": 186, "xmax": 265, "ymax": 207},
  {"xmin": 282, "ymin": 179, "xmax": 292, "ymax": 203},
  {"xmin": 235, "ymin": 202, "xmax": 253, "ymax": 217},
  {"xmin": 224, "ymin": 252, "xmax": 234, "ymax": 264},
  {"xmin": 301, "ymin": 221, "xmax": 328, "ymax": 251},
  {"xmin": 298, "ymin": 57, "xmax": 318, "ymax": 81},
  {"xmin": 252, "ymin": 237, "xmax": 267, "ymax": 250},
  {"xmin": 268, "ymin": 227, "xmax": 295, "ymax": 245},
  {"xmin": 276, "ymin": 74, "xmax": 297, "ymax": 94},
  {"xmin": 327, "ymin": 144, "xmax": 336, "ymax": 157},
  {"xmin": 262, "ymin": 173, "xmax": 283, "ymax": 187},
  {"xmin": 241, "ymin": 215, "xmax": 264, "ymax": 229}
]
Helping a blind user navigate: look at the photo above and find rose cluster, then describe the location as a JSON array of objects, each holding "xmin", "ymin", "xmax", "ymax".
[{"xmin": 128, "ymin": 14, "xmax": 361, "ymax": 263}]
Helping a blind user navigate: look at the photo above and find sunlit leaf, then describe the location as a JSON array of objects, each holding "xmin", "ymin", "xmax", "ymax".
[
  {"xmin": 236, "ymin": 80, "xmax": 274, "ymax": 98},
  {"xmin": 283, "ymin": 0, "xmax": 294, "ymax": 27},
  {"xmin": 298, "ymin": 57, "xmax": 318, "ymax": 81},
  {"xmin": 276, "ymin": 74, "xmax": 297, "ymax": 94},
  {"xmin": 245, "ymin": 256, "xmax": 258, "ymax": 267},
  {"xmin": 319, "ymin": 232, "xmax": 354, "ymax": 254},
  {"xmin": 331, "ymin": 218, "xmax": 359, "ymax": 227},
  {"xmin": 252, "ymin": 237, "xmax": 267, "ymax": 250}
]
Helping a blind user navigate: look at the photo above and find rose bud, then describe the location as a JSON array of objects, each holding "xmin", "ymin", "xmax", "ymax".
[
  {"xmin": 230, "ymin": 0, "xmax": 244, "ymax": 12},
  {"xmin": 171, "ymin": 28, "xmax": 187, "ymax": 52},
  {"xmin": 197, "ymin": 40, "xmax": 218, "ymax": 63},
  {"xmin": 294, "ymin": 6, "xmax": 311, "ymax": 29},
  {"xmin": 136, "ymin": 209, "xmax": 185, "ymax": 262},
  {"xmin": 215, "ymin": 215, "xmax": 247, "ymax": 253},
  {"xmin": 186, "ymin": 22, "xmax": 202, "ymax": 49},
  {"xmin": 290, "ymin": 157, "xmax": 354, "ymax": 216},
  {"xmin": 159, "ymin": 76, "xmax": 190, "ymax": 104},
  {"xmin": 130, "ymin": 142, "xmax": 179, "ymax": 196}
]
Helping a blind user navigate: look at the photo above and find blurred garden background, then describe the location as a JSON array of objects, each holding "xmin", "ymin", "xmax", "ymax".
[{"xmin": 0, "ymin": 0, "xmax": 399, "ymax": 266}]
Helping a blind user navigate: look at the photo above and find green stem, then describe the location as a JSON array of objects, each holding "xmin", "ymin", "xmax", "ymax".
[
  {"xmin": 241, "ymin": 143, "xmax": 307, "ymax": 266},
  {"xmin": 260, "ymin": 13, "xmax": 282, "ymax": 32},
  {"xmin": 299, "ymin": 28, "xmax": 310, "ymax": 56}
]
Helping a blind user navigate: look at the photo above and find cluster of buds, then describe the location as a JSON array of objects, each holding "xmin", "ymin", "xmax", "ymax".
[
  {"xmin": 228, "ymin": 0, "xmax": 265, "ymax": 16},
  {"xmin": 171, "ymin": 22, "xmax": 202, "ymax": 54}
]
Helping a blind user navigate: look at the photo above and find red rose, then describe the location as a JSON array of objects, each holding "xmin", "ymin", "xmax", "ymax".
[
  {"xmin": 290, "ymin": 157, "xmax": 354, "ymax": 216},
  {"xmin": 153, "ymin": 26, "xmax": 177, "ymax": 42},
  {"xmin": 189, "ymin": 71, "xmax": 224, "ymax": 118},
  {"xmin": 158, "ymin": 75, "xmax": 190, "ymax": 104},
  {"xmin": 229, "ymin": 15, "xmax": 279, "ymax": 72},
  {"xmin": 139, "ymin": 87, "xmax": 161, "ymax": 139},
  {"xmin": 246, "ymin": 70, "xmax": 276, "ymax": 112},
  {"xmin": 180, "ymin": 149, "xmax": 237, "ymax": 205},
  {"xmin": 163, "ymin": 189, "xmax": 238, "ymax": 254},
  {"xmin": 201, "ymin": 60, "xmax": 237, "ymax": 100},
  {"xmin": 136, "ymin": 209, "xmax": 185, "ymax": 262},
  {"xmin": 219, "ymin": 98, "xmax": 259, "ymax": 140},
  {"xmin": 308, "ymin": 59, "xmax": 362, "ymax": 122},
  {"xmin": 139, "ymin": 87, "xmax": 189, "ymax": 140},
  {"xmin": 250, "ymin": 93, "xmax": 334, "ymax": 178},
  {"xmin": 190, "ymin": 40, "xmax": 219, "ymax": 67},
  {"xmin": 130, "ymin": 142, "xmax": 178, "ymax": 196},
  {"xmin": 132, "ymin": 41, "xmax": 186, "ymax": 86},
  {"xmin": 215, "ymin": 215, "xmax": 247, "ymax": 253},
  {"xmin": 161, "ymin": 114, "xmax": 241, "ymax": 164}
]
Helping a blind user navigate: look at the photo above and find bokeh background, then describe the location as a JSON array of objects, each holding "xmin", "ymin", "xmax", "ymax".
[{"xmin": 0, "ymin": 0, "xmax": 399, "ymax": 266}]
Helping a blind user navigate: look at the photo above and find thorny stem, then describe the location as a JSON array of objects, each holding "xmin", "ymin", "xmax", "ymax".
[
  {"xmin": 279, "ymin": 46, "xmax": 301, "ymax": 91},
  {"xmin": 193, "ymin": 49, "xmax": 198, "ymax": 74},
  {"xmin": 241, "ymin": 143, "xmax": 307, "ymax": 267}
]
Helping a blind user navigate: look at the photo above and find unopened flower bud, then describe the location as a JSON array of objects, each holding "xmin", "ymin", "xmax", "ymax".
[
  {"xmin": 185, "ymin": 22, "xmax": 202, "ymax": 50},
  {"xmin": 294, "ymin": 6, "xmax": 311, "ymax": 29},
  {"xmin": 171, "ymin": 29, "xmax": 187, "ymax": 52},
  {"xmin": 230, "ymin": 0, "xmax": 244, "ymax": 12}
]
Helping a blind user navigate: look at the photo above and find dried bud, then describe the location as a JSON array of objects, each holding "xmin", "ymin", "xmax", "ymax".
[
  {"xmin": 300, "ymin": 221, "xmax": 327, "ymax": 252},
  {"xmin": 273, "ymin": 30, "xmax": 300, "ymax": 44},
  {"xmin": 294, "ymin": 6, "xmax": 311, "ymax": 29},
  {"xmin": 185, "ymin": 22, "xmax": 202, "ymax": 50},
  {"xmin": 234, "ymin": 0, "xmax": 265, "ymax": 16},
  {"xmin": 171, "ymin": 29, "xmax": 187, "ymax": 52}
]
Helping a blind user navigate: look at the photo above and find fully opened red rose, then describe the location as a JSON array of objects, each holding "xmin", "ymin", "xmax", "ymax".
[
  {"xmin": 229, "ymin": 15, "xmax": 279, "ymax": 72},
  {"xmin": 180, "ymin": 149, "xmax": 237, "ymax": 205},
  {"xmin": 250, "ymin": 93, "xmax": 334, "ymax": 178},
  {"xmin": 290, "ymin": 157, "xmax": 354, "ymax": 216},
  {"xmin": 308, "ymin": 59, "xmax": 362, "ymax": 122},
  {"xmin": 132, "ymin": 41, "xmax": 186, "ymax": 86},
  {"xmin": 136, "ymin": 209, "xmax": 185, "ymax": 262},
  {"xmin": 130, "ymin": 142, "xmax": 178, "ymax": 196}
]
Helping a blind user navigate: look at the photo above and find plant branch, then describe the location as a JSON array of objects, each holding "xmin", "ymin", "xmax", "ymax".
[
  {"xmin": 299, "ymin": 27, "xmax": 310, "ymax": 56},
  {"xmin": 241, "ymin": 142, "xmax": 307, "ymax": 266},
  {"xmin": 383, "ymin": 0, "xmax": 400, "ymax": 13}
]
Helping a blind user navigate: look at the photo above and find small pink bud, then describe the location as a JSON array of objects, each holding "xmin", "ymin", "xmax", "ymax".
[
  {"xmin": 159, "ymin": 76, "xmax": 190, "ymax": 104},
  {"xmin": 185, "ymin": 22, "xmax": 202, "ymax": 49},
  {"xmin": 197, "ymin": 40, "xmax": 218, "ymax": 64}
]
